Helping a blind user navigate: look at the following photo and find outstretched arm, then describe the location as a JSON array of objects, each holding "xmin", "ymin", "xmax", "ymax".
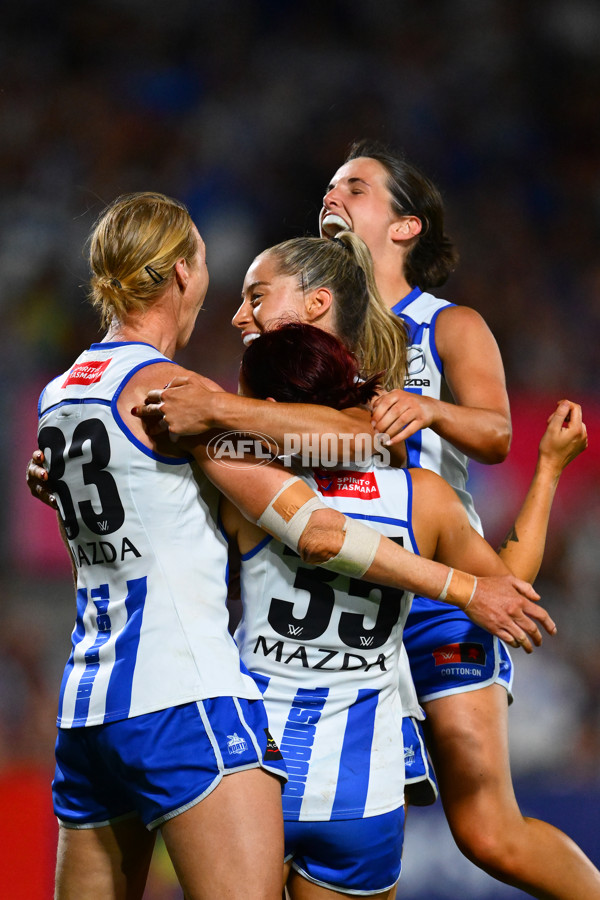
[
  {"xmin": 497, "ymin": 400, "xmax": 587, "ymax": 581},
  {"xmin": 26, "ymin": 438, "xmax": 553, "ymax": 651},
  {"xmin": 192, "ymin": 444, "xmax": 554, "ymax": 652},
  {"xmin": 408, "ymin": 466, "xmax": 557, "ymax": 652},
  {"xmin": 371, "ymin": 305, "xmax": 511, "ymax": 463}
]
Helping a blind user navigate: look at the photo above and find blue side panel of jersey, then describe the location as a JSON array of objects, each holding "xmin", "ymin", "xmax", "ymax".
[
  {"xmin": 428, "ymin": 307, "xmax": 446, "ymax": 374},
  {"xmin": 57, "ymin": 587, "xmax": 89, "ymax": 725},
  {"xmin": 400, "ymin": 315, "xmax": 428, "ymax": 470},
  {"xmin": 281, "ymin": 687, "xmax": 329, "ymax": 820},
  {"xmin": 72, "ymin": 584, "xmax": 113, "ymax": 725},
  {"xmin": 330, "ymin": 688, "xmax": 379, "ymax": 819},
  {"xmin": 406, "ymin": 427, "xmax": 423, "ymax": 470},
  {"xmin": 104, "ymin": 576, "xmax": 148, "ymax": 720},
  {"xmin": 249, "ymin": 670, "xmax": 271, "ymax": 695}
]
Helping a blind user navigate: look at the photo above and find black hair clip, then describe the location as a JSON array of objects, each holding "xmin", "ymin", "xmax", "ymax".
[
  {"xmin": 331, "ymin": 236, "xmax": 349, "ymax": 250},
  {"xmin": 145, "ymin": 265, "xmax": 164, "ymax": 284},
  {"xmin": 111, "ymin": 278, "xmax": 122, "ymax": 289}
]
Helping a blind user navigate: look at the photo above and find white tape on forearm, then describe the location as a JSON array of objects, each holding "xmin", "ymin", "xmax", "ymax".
[
  {"xmin": 437, "ymin": 567, "xmax": 477, "ymax": 611},
  {"xmin": 463, "ymin": 577, "xmax": 477, "ymax": 611},
  {"xmin": 318, "ymin": 517, "xmax": 381, "ymax": 578},
  {"xmin": 437, "ymin": 567, "xmax": 454, "ymax": 601}
]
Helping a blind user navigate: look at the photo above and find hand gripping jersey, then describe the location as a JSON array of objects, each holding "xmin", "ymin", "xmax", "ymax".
[
  {"xmin": 235, "ymin": 464, "xmax": 419, "ymax": 821},
  {"xmin": 392, "ymin": 287, "xmax": 482, "ymax": 534},
  {"xmin": 38, "ymin": 341, "xmax": 261, "ymax": 729}
]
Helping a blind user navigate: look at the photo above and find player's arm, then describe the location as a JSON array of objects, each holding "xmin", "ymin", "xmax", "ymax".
[
  {"xmin": 371, "ymin": 305, "xmax": 511, "ymax": 463},
  {"xmin": 27, "ymin": 433, "xmax": 551, "ymax": 649},
  {"xmin": 497, "ymin": 400, "xmax": 587, "ymax": 581},
  {"xmin": 192, "ymin": 444, "xmax": 553, "ymax": 651},
  {"xmin": 132, "ymin": 370, "xmax": 396, "ymax": 464},
  {"xmin": 408, "ymin": 467, "xmax": 556, "ymax": 651},
  {"xmin": 27, "ymin": 385, "xmax": 552, "ymax": 651}
]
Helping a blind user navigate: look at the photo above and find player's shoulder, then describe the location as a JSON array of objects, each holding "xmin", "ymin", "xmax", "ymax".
[
  {"xmin": 409, "ymin": 467, "xmax": 460, "ymax": 505},
  {"xmin": 436, "ymin": 303, "xmax": 490, "ymax": 334},
  {"xmin": 124, "ymin": 359, "xmax": 182, "ymax": 394},
  {"xmin": 402, "ymin": 289, "xmax": 452, "ymax": 319}
]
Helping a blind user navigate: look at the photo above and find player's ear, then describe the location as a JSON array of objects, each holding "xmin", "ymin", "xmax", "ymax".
[
  {"xmin": 173, "ymin": 257, "xmax": 189, "ymax": 290},
  {"xmin": 304, "ymin": 287, "xmax": 333, "ymax": 322},
  {"xmin": 390, "ymin": 215, "xmax": 422, "ymax": 244}
]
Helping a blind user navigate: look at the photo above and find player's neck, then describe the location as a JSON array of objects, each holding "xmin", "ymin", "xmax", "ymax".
[
  {"xmin": 373, "ymin": 260, "xmax": 413, "ymax": 310},
  {"xmin": 102, "ymin": 309, "xmax": 178, "ymax": 359}
]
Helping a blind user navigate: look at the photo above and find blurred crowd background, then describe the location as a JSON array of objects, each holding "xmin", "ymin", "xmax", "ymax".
[{"xmin": 1, "ymin": 1, "xmax": 599, "ymax": 897}]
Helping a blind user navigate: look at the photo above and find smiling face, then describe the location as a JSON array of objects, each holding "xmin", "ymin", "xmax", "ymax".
[
  {"xmin": 319, "ymin": 156, "xmax": 401, "ymax": 256},
  {"xmin": 232, "ymin": 251, "xmax": 308, "ymax": 345}
]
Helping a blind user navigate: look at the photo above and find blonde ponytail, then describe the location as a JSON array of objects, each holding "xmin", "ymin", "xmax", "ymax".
[{"xmin": 337, "ymin": 232, "xmax": 408, "ymax": 390}]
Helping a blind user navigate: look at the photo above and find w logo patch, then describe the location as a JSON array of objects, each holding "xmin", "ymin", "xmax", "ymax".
[{"xmin": 432, "ymin": 642, "xmax": 486, "ymax": 667}]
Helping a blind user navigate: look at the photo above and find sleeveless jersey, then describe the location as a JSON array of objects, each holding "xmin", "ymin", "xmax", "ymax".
[
  {"xmin": 235, "ymin": 464, "xmax": 419, "ymax": 821},
  {"xmin": 38, "ymin": 341, "xmax": 261, "ymax": 729},
  {"xmin": 392, "ymin": 287, "xmax": 482, "ymax": 534}
]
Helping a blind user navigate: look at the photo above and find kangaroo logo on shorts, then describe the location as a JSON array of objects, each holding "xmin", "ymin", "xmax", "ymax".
[
  {"xmin": 263, "ymin": 728, "xmax": 284, "ymax": 761},
  {"xmin": 227, "ymin": 732, "xmax": 248, "ymax": 755}
]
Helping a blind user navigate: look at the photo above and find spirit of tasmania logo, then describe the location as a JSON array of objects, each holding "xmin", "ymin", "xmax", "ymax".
[
  {"xmin": 313, "ymin": 469, "xmax": 380, "ymax": 498},
  {"xmin": 62, "ymin": 359, "xmax": 112, "ymax": 388}
]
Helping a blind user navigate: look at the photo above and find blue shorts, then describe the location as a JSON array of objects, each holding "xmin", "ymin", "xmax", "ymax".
[
  {"xmin": 285, "ymin": 806, "xmax": 405, "ymax": 895},
  {"xmin": 404, "ymin": 597, "xmax": 514, "ymax": 704},
  {"xmin": 53, "ymin": 696, "xmax": 287, "ymax": 830},
  {"xmin": 402, "ymin": 716, "xmax": 438, "ymax": 806}
]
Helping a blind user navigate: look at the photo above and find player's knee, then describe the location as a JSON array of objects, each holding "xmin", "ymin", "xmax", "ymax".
[
  {"xmin": 297, "ymin": 508, "xmax": 346, "ymax": 565},
  {"xmin": 452, "ymin": 820, "xmax": 518, "ymax": 878}
]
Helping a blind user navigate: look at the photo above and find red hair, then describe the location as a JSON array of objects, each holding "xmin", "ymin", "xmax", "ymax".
[{"xmin": 240, "ymin": 322, "xmax": 381, "ymax": 408}]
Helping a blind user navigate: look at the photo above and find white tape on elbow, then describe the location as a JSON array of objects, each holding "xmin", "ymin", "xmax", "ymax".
[
  {"xmin": 318, "ymin": 517, "xmax": 381, "ymax": 578},
  {"xmin": 256, "ymin": 475, "xmax": 380, "ymax": 576},
  {"xmin": 256, "ymin": 477, "xmax": 326, "ymax": 551}
]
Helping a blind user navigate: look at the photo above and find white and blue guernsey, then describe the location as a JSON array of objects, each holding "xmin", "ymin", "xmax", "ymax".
[
  {"xmin": 38, "ymin": 341, "xmax": 261, "ymax": 730},
  {"xmin": 235, "ymin": 463, "xmax": 419, "ymax": 821}
]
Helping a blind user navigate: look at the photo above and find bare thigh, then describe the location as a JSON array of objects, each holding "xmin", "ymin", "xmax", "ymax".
[
  {"xmin": 162, "ymin": 767, "xmax": 285, "ymax": 900},
  {"xmin": 423, "ymin": 684, "xmax": 520, "ymax": 843},
  {"xmin": 55, "ymin": 816, "xmax": 156, "ymax": 900}
]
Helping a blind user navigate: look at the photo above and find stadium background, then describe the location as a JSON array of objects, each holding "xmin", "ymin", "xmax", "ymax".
[{"xmin": 1, "ymin": 1, "xmax": 599, "ymax": 897}]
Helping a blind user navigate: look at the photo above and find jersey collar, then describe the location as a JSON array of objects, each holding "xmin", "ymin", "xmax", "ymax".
[{"xmin": 391, "ymin": 286, "xmax": 422, "ymax": 317}]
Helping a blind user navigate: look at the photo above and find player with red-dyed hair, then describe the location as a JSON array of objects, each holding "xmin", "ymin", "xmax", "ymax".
[{"xmin": 224, "ymin": 320, "xmax": 587, "ymax": 899}]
